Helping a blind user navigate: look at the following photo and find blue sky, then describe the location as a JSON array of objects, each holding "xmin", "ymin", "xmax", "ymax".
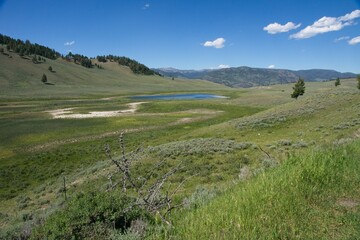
[{"xmin": 0, "ymin": 0, "xmax": 359, "ymax": 72}]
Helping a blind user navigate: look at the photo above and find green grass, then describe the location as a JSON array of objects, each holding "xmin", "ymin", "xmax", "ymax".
[
  {"xmin": 0, "ymin": 51, "xmax": 229, "ymax": 100},
  {"xmin": 0, "ymin": 61, "xmax": 359, "ymax": 239},
  {"xmin": 156, "ymin": 139, "xmax": 360, "ymax": 239}
]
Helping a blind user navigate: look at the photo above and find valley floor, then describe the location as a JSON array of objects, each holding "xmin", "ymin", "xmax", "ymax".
[{"xmin": 0, "ymin": 79, "xmax": 360, "ymax": 239}]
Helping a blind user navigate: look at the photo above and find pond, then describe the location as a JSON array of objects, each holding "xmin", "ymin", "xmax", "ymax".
[{"xmin": 131, "ymin": 93, "xmax": 227, "ymax": 100}]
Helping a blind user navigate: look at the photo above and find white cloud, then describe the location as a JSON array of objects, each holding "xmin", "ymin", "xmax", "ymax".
[
  {"xmin": 290, "ymin": 9, "xmax": 360, "ymax": 39},
  {"xmin": 143, "ymin": 3, "xmax": 150, "ymax": 9},
  {"xmin": 348, "ymin": 36, "xmax": 360, "ymax": 45},
  {"xmin": 334, "ymin": 36, "xmax": 350, "ymax": 42},
  {"xmin": 218, "ymin": 64, "xmax": 230, "ymax": 69},
  {"xmin": 263, "ymin": 22, "xmax": 301, "ymax": 34},
  {"xmin": 339, "ymin": 9, "xmax": 360, "ymax": 21},
  {"xmin": 268, "ymin": 64, "xmax": 276, "ymax": 69},
  {"xmin": 203, "ymin": 38, "xmax": 226, "ymax": 48},
  {"xmin": 64, "ymin": 41, "xmax": 75, "ymax": 46}
]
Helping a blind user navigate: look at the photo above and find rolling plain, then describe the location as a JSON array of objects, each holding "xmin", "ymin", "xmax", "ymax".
[{"xmin": 1, "ymin": 48, "xmax": 360, "ymax": 239}]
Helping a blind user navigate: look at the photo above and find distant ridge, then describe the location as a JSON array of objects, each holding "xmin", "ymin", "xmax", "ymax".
[{"xmin": 154, "ymin": 67, "xmax": 358, "ymax": 88}]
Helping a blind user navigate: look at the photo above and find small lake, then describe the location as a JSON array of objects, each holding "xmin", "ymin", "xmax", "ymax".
[{"xmin": 131, "ymin": 93, "xmax": 227, "ymax": 100}]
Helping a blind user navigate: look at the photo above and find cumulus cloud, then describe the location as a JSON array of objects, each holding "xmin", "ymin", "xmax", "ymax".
[
  {"xmin": 348, "ymin": 36, "xmax": 360, "ymax": 45},
  {"xmin": 263, "ymin": 22, "xmax": 301, "ymax": 34},
  {"xmin": 334, "ymin": 36, "xmax": 350, "ymax": 42},
  {"xmin": 218, "ymin": 64, "xmax": 230, "ymax": 69},
  {"xmin": 64, "ymin": 41, "xmax": 75, "ymax": 46},
  {"xmin": 268, "ymin": 64, "xmax": 276, "ymax": 69},
  {"xmin": 143, "ymin": 3, "xmax": 150, "ymax": 9},
  {"xmin": 290, "ymin": 9, "xmax": 360, "ymax": 39},
  {"xmin": 203, "ymin": 38, "xmax": 226, "ymax": 48}
]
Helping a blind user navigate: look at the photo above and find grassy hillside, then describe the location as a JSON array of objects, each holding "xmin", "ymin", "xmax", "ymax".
[
  {"xmin": 0, "ymin": 49, "xmax": 228, "ymax": 100},
  {"xmin": 159, "ymin": 139, "xmax": 360, "ymax": 239}
]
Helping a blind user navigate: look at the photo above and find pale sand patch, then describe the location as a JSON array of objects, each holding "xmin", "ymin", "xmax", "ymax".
[
  {"xmin": 337, "ymin": 198, "xmax": 359, "ymax": 208},
  {"xmin": 46, "ymin": 102, "xmax": 147, "ymax": 119}
]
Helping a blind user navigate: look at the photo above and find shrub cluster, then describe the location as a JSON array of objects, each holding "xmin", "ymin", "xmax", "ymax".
[
  {"xmin": 31, "ymin": 191, "xmax": 152, "ymax": 239},
  {"xmin": 147, "ymin": 138, "xmax": 254, "ymax": 158}
]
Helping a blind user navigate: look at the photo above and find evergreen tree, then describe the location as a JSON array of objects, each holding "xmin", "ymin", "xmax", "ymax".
[
  {"xmin": 41, "ymin": 74, "xmax": 47, "ymax": 83},
  {"xmin": 32, "ymin": 55, "xmax": 37, "ymax": 63},
  {"xmin": 48, "ymin": 66, "xmax": 53, "ymax": 72},
  {"xmin": 0, "ymin": 33, "xmax": 60, "ymax": 59},
  {"xmin": 335, "ymin": 78, "xmax": 340, "ymax": 87},
  {"xmin": 291, "ymin": 78, "xmax": 305, "ymax": 99},
  {"xmin": 357, "ymin": 75, "xmax": 360, "ymax": 90}
]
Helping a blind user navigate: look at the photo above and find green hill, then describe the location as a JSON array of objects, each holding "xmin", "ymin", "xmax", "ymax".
[{"xmin": 0, "ymin": 47, "xmax": 227, "ymax": 100}]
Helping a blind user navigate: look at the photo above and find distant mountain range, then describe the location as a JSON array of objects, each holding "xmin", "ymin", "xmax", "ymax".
[{"xmin": 154, "ymin": 67, "xmax": 358, "ymax": 88}]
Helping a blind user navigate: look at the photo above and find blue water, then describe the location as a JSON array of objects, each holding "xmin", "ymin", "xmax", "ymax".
[{"xmin": 131, "ymin": 93, "xmax": 226, "ymax": 100}]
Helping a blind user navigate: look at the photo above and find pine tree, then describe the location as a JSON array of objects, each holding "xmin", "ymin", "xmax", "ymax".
[
  {"xmin": 32, "ymin": 55, "xmax": 37, "ymax": 63},
  {"xmin": 41, "ymin": 74, "xmax": 47, "ymax": 83},
  {"xmin": 335, "ymin": 78, "xmax": 340, "ymax": 87},
  {"xmin": 291, "ymin": 78, "xmax": 305, "ymax": 99},
  {"xmin": 357, "ymin": 75, "xmax": 360, "ymax": 90},
  {"xmin": 48, "ymin": 66, "xmax": 53, "ymax": 72}
]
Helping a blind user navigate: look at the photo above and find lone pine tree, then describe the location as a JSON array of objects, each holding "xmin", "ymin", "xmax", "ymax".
[
  {"xmin": 41, "ymin": 73, "xmax": 47, "ymax": 83},
  {"xmin": 291, "ymin": 78, "xmax": 305, "ymax": 99},
  {"xmin": 335, "ymin": 78, "xmax": 340, "ymax": 87}
]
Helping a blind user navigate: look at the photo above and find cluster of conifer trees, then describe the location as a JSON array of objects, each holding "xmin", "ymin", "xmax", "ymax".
[
  {"xmin": 64, "ymin": 52, "xmax": 93, "ymax": 68},
  {"xmin": 0, "ymin": 33, "xmax": 159, "ymax": 75},
  {"xmin": 0, "ymin": 34, "xmax": 60, "ymax": 59},
  {"xmin": 97, "ymin": 55, "xmax": 160, "ymax": 75}
]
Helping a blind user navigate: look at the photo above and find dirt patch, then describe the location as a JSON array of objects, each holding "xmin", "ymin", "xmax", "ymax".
[
  {"xmin": 46, "ymin": 102, "xmax": 146, "ymax": 119},
  {"xmin": 337, "ymin": 198, "xmax": 359, "ymax": 208},
  {"xmin": 354, "ymin": 128, "xmax": 360, "ymax": 139},
  {"xmin": 176, "ymin": 117, "xmax": 194, "ymax": 124}
]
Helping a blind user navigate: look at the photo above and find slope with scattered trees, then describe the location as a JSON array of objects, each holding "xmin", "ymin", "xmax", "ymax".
[
  {"xmin": 0, "ymin": 33, "xmax": 159, "ymax": 76},
  {"xmin": 97, "ymin": 55, "xmax": 160, "ymax": 75},
  {"xmin": 0, "ymin": 34, "xmax": 60, "ymax": 59}
]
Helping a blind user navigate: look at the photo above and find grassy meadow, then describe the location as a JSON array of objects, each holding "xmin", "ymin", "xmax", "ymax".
[
  {"xmin": 1, "ymin": 50, "xmax": 360, "ymax": 239},
  {"xmin": 0, "ymin": 49, "xmax": 227, "ymax": 100}
]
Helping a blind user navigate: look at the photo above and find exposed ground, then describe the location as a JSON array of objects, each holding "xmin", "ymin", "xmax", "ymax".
[{"xmin": 46, "ymin": 102, "xmax": 147, "ymax": 119}]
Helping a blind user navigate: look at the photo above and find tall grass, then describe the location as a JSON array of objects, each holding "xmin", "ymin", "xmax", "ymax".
[{"xmin": 156, "ymin": 140, "xmax": 360, "ymax": 239}]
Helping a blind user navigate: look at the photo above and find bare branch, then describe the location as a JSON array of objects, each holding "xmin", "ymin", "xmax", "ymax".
[
  {"xmin": 258, "ymin": 145, "xmax": 272, "ymax": 159},
  {"xmin": 106, "ymin": 132, "xmax": 188, "ymax": 225}
]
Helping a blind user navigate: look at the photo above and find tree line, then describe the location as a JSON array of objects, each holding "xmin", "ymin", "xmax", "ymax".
[
  {"xmin": 0, "ymin": 33, "xmax": 60, "ymax": 59},
  {"xmin": 0, "ymin": 33, "xmax": 159, "ymax": 75},
  {"xmin": 64, "ymin": 52, "xmax": 93, "ymax": 68},
  {"xmin": 97, "ymin": 55, "xmax": 161, "ymax": 75}
]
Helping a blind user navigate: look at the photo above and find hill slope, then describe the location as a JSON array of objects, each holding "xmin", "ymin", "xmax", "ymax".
[
  {"xmin": 164, "ymin": 140, "xmax": 360, "ymax": 239},
  {"xmin": 0, "ymin": 50, "xmax": 228, "ymax": 100},
  {"xmin": 155, "ymin": 67, "xmax": 357, "ymax": 87}
]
